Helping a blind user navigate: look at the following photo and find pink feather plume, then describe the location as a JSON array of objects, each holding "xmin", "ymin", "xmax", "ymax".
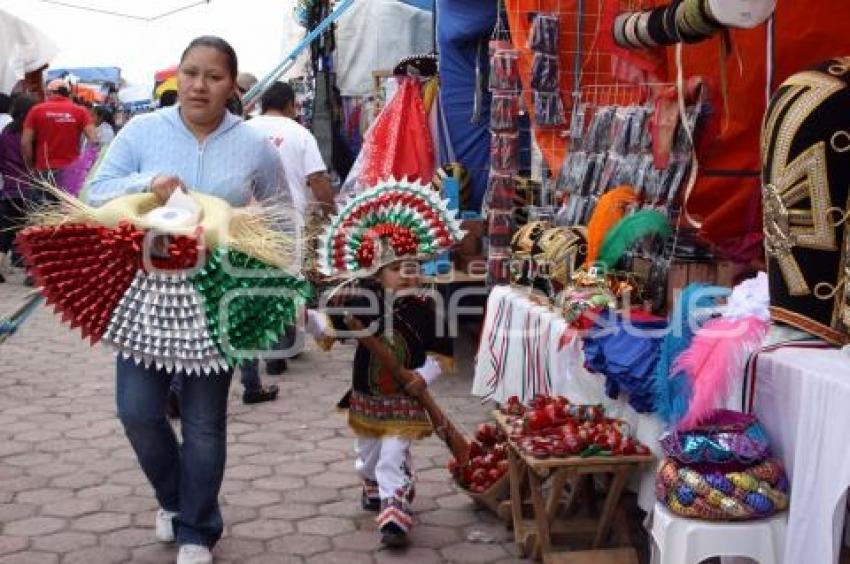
[{"xmin": 672, "ymin": 316, "xmax": 768, "ymax": 429}]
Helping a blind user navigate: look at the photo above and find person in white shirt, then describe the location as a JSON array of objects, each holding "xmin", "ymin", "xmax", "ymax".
[
  {"xmin": 246, "ymin": 81, "xmax": 334, "ymax": 216},
  {"xmin": 243, "ymin": 81, "xmax": 334, "ymax": 377},
  {"xmin": 93, "ymin": 106, "xmax": 115, "ymax": 145}
]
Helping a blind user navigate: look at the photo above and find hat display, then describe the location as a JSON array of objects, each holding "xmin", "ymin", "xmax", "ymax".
[
  {"xmin": 393, "ymin": 53, "xmax": 438, "ymax": 78},
  {"xmin": 656, "ymin": 410, "xmax": 789, "ymax": 521},
  {"xmin": 659, "ymin": 410, "xmax": 771, "ymax": 466},
  {"xmin": 510, "ymin": 220, "xmax": 551, "ymax": 257},
  {"xmin": 656, "ymin": 457, "xmax": 789, "ymax": 521},
  {"xmin": 761, "ymin": 58, "xmax": 850, "ymax": 344},
  {"xmin": 317, "ymin": 178, "xmax": 464, "ymax": 278},
  {"xmin": 707, "ymin": 0, "xmax": 776, "ymax": 29},
  {"xmin": 533, "ymin": 226, "xmax": 588, "ymax": 288}
]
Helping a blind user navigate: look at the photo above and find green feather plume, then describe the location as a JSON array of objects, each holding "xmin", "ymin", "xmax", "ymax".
[{"xmin": 597, "ymin": 210, "xmax": 671, "ymax": 268}]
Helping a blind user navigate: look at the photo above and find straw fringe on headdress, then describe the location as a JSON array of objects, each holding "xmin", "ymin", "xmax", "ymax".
[{"xmin": 25, "ymin": 182, "xmax": 299, "ymax": 273}]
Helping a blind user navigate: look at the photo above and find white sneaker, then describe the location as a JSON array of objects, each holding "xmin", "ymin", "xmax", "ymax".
[
  {"xmin": 177, "ymin": 544, "xmax": 212, "ymax": 564},
  {"xmin": 155, "ymin": 508, "xmax": 178, "ymax": 543}
]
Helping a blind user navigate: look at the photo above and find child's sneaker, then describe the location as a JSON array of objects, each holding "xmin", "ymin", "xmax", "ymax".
[
  {"xmin": 376, "ymin": 498, "xmax": 412, "ymax": 548},
  {"xmin": 379, "ymin": 522, "xmax": 409, "ymax": 548},
  {"xmin": 361, "ymin": 479, "xmax": 380, "ymax": 512}
]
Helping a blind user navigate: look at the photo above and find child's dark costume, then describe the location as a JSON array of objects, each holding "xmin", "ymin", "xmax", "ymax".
[
  {"xmin": 311, "ymin": 180, "xmax": 465, "ymax": 546},
  {"xmin": 333, "ymin": 293, "xmax": 452, "ymax": 437},
  {"xmin": 327, "ymin": 292, "xmax": 452, "ymax": 538}
]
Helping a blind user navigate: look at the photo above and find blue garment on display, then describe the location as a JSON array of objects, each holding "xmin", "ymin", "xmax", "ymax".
[
  {"xmin": 436, "ymin": 0, "xmax": 497, "ymax": 211},
  {"xmin": 583, "ymin": 310, "xmax": 666, "ymax": 413}
]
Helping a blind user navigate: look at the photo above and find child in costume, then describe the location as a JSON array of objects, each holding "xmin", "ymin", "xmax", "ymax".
[{"xmin": 306, "ymin": 179, "xmax": 463, "ymax": 547}]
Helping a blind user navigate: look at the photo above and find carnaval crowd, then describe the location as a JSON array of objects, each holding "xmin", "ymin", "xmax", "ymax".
[{"xmin": 1, "ymin": 35, "xmax": 459, "ymax": 564}]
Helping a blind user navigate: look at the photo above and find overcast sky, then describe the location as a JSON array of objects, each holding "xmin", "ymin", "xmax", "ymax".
[{"xmin": 0, "ymin": 0, "xmax": 305, "ymax": 85}]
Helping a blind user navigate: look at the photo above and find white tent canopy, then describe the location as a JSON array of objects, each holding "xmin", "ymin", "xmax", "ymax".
[
  {"xmin": 118, "ymin": 83, "xmax": 154, "ymax": 104},
  {"xmin": 335, "ymin": 0, "xmax": 433, "ymax": 97},
  {"xmin": 0, "ymin": 8, "xmax": 58, "ymax": 92},
  {"xmin": 0, "ymin": 1, "xmax": 305, "ymax": 86}
]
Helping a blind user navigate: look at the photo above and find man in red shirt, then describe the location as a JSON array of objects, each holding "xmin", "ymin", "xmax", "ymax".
[{"xmin": 21, "ymin": 79, "xmax": 98, "ymax": 175}]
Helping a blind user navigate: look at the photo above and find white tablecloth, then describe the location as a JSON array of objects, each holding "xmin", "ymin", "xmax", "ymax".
[
  {"xmin": 750, "ymin": 346, "xmax": 850, "ymax": 564},
  {"xmin": 472, "ymin": 287, "xmax": 665, "ymax": 511}
]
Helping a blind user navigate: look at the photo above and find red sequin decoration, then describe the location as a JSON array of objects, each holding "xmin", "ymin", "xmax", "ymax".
[
  {"xmin": 15, "ymin": 222, "xmax": 202, "ymax": 344},
  {"xmin": 16, "ymin": 223, "xmax": 141, "ymax": 344}
]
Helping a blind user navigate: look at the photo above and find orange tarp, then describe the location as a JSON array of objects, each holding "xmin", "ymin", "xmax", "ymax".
[
  {"xmin": 506, "ymin": 0, "xmax": 850, "ymax": 251},
  {"xmin": 506, "ymin": 0, "xmax": 617, "ymax": 173},
  {"xmin": 71, "ymin": 84, "xmax": 104, "ymax": 103},
  {"xmin": 672, "ymin": 2, "xmax": 850, "ymax": 249}
]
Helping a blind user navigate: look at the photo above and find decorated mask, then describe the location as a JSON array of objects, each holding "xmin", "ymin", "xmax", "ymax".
[{"xmin": 761, "ymin": 58, "xmax": 850, "ymax": 344}]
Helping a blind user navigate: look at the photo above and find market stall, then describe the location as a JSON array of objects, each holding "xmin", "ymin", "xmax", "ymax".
[
  {"xmin": 263, "ymin": 1, "xmax": 850, "ymax": 558},
  {"xmin": 422, "ymin": 0, "xmax": 850, "ymax": 561}
]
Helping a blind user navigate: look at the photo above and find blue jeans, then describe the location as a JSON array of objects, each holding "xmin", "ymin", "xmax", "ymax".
[
  {"xmin": 171, "ymin": 364, "xmax": 258, "ymax": 394},
  {"xmin": 116, "ymin": 357, "xmax": 232, "ymax": 548},
  {"xmin": 238, "ymin": 360, "xmax": 262, "ymax": 391},
  {"xmin": 237, "ymin": 324, "xmax": 299, "ymax": 389}
]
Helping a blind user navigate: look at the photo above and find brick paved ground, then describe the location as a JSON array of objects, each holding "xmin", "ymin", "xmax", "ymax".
[{"xmin": 0, "ymin": 272, "xmax": 523, "ymax": 564}]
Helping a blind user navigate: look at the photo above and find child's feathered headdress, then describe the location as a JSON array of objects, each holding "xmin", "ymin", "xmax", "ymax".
[{"xmin": 317, "ymin": 178, "xmax": 464, "ymax": 278}]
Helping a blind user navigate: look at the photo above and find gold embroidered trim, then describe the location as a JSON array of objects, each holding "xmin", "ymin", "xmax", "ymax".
[
  {"xmin": 762, "ymin": 70, "xmax": 845, "ymax": 296},
  {"xmin": 348, "ymin": 412, "xmax": 433, "ymax": 440}
]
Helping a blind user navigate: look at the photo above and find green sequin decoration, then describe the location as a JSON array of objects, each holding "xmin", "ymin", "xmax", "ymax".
[{"xmin": 191, "ymin": 248, "xmax": 313, "ymax": 365}]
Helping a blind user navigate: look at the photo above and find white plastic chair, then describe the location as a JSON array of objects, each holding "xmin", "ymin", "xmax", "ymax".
[{"xmin": 649, "ymin": 502, "xmax": 787, "ymax": 564}]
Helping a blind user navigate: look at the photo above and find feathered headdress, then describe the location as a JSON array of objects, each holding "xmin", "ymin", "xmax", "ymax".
[
  {"xmin": 597, "ymin": 209, "xmax": 671, "ymax": 269},
  {"xmin": 653, "ymin": 283, "xmax": 729, "ymax": 424},
  {"xmin": 585, "ymin": 185, "xmax": 638, "ymax": 266},
  {"xmin": 16, "ymin": 187, "xmax": 310, "ymax": 375},
  {"xmin": 317, "ymin": 178, "xmax": 464, "ymax": 278},
  {"xmin": 673, "ymin": 273, "xmax": 771, "ymax": 429}
]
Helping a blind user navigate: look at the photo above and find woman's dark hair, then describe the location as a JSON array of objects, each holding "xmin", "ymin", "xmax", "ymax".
[
  {"xmin": 6, "ymin": 94, "xmax": 37, "ymax": 134},
  {"xmin": 180, "ymin": 35, "xmax": 238, "ymax": 80},
  {"xmin": 94, "ymin": 106, "xmax": 115, "ymax": 127},
  {"xmin": 225, "ymin": 93, "xmax": 243, "ymax": 116}
]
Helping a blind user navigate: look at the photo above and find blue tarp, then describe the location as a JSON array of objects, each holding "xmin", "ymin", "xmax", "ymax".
[
  {"xmin": 437, "ymin": 0, "xmax": 496, "ymax": 212},
  {"xmin": 47, "ymin": 67, "xmax": 120, "ymax": 85},
  {"xmin": 399, "ymin": 0, "xmax": 433, "ymax": 10}
]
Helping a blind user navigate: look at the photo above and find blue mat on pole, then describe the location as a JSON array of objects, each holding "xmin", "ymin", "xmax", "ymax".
[{"xmin": 436, "ymin": 0, "xmax": 497, "ymax": 212}]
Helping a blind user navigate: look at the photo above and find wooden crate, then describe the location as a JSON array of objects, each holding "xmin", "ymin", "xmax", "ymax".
[
  {"xmin": 494, "ymin": 412, "xmax": 654, "ymax": 561},
  {"xmin": 633, "ymin": 257, "xmax": 744, "ymax": 313}
]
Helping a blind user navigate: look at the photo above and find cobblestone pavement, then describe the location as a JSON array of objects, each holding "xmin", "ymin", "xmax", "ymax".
[{"xmin": 0, "ymin": 274, "xmax": 523, "ymax": 564}]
